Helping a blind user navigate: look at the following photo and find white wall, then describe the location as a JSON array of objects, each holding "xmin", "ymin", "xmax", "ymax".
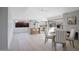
[
  {"xmin": 8, "ymin": 8, "xmax": 14, "ymax": 48},
  {"xmin": 63, "ymin": 10, "xmax": 79, "ymax": 31},
  {"xmin": 8, "ymin": 7, "xmax": 30, "ymax": 48}
]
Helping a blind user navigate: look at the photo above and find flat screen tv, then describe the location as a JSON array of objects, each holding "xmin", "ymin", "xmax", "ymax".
[{"xmin": 15, "ymin": 22, "xmax": 29, "ymax": 27}]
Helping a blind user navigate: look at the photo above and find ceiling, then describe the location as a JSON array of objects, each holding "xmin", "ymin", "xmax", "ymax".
[{"xmin": 8, "ymin": 7, "xmax": 79, "ymax": 21}]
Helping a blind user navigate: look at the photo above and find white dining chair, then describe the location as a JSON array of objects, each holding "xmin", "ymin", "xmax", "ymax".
[
  {"xmin": 66, "ymin": 29, "xmax": 76, "ymax": 48},
  {"xmin": 44, "ymin": 28, "xmax": 55, "ymax": 43},
  {"xmin": 54, "ymin": 29, "xmax": 66, "ymax": 50}
]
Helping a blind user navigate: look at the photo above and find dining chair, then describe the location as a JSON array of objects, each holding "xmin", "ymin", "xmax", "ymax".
[
  {"xmin": 66, "ymin": 28, "xmax": 76, "ymax": 48},
  {"xmin": 44, "ymin": 28, "xmax": 55, "ymax": 43},
  {"xmin": 54, "ymin": 29, "xmax": 66, "ymax": 50}
]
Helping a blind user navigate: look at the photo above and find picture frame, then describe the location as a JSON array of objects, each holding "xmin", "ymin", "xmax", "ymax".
[{"xmin": 67, "ymin": 16, "xmax": 77, "ymax": 25}]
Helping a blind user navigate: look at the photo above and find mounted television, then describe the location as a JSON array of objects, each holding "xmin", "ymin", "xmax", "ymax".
[{"xmin": 15, "ymin": 21, "xmax": 29, "ymax": 27}]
